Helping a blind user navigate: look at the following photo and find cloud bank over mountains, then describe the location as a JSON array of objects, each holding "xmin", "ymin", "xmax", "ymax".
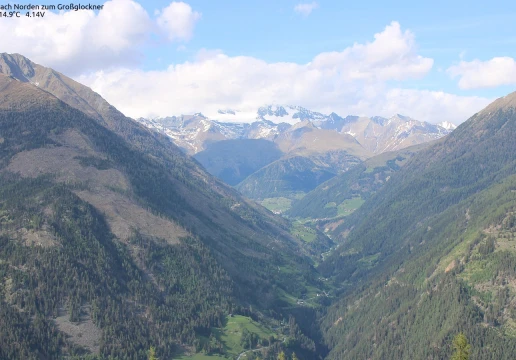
[
  {"xmin": 0, "ymin": 0, "xmax": 501, "ymax": 123},
  {"xmin": 448, "ymin": 57, "xmax": 516, "ymax": 89}
]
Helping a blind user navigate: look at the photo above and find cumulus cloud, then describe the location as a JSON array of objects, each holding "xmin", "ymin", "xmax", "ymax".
[
  {"xmin": 77, "ymin": 21, "xmax": 489, "ymax": 123},
  {"xmin": 447, "ymin": 57, "xmax": 516, "ymax": 89},
  {"xmin": 1, "ymin": 5, "xmax": 488, "ymax": 125},
  {"xmin": 310, "ymin": 22, "xmax": 433, "ymax": 81},
  {"xmin": 157, "ymin": 2, "xmax": 201, "ymax": 42},
  {"xmin": 294, "ymin": 2, "xmax": 319, "ymax": 16},
  {"xmin": 0, "ymin": 0, "xmax": 201, "ymax": 75}
]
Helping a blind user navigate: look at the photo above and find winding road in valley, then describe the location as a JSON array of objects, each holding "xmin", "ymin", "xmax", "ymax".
[{"xmin": 236, "ymin": 337, "xmax": 286, "ymax": 360}]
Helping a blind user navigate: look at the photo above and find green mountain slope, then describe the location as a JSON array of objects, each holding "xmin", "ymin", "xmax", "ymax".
[
  {"xmin": 0, "ymin": 74, "xmax": 324, "ymax": 359},
  {"xmin": 318, "ymin": 92, "xmax": 516, "ymax": 359},
  {"xmin": 193, "ymin": 139, "xmax": 283, "ymax": 186},
  {"xmin": 287, "ymin": 143, "xmax": 430, "ymax": 223}
]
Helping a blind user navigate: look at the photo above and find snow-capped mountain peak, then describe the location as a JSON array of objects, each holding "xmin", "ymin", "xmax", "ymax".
[
  {"xmin": 136, "ymin": 105, "xmax": 457, "ymax": 155},
  {"xmin": 256, "ymin": 104, "xmax": 327, "ymax": 124},
  {"xmin": 438, "ymin": 121, "xmax": 457, "ymax": 130}
]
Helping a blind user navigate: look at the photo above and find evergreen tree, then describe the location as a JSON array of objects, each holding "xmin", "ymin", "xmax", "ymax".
[
  {"xmin": 451, "ymin": 333, "xmax": 470, "ymax": 360},
  {"xmin": 148, "ymin": 346, "xmax": 158, "ymax": 360}
]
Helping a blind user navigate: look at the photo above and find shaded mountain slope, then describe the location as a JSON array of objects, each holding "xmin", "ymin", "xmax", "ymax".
[
  {"xmin": 0, "ymin": 53, "xmax": 197, "ymax": 179},
  {"xmin": 327, "ymin": 95, "xmax": 516, "ymax": 265},
  {"xmin": 0, "ymin": 53, "xmax": 363, "ymax": 206},
  {"xmin": 0, "ymin": 54, "xmax": 314, "ymax": 267},
  {"xmin": 236, "ymin": 156, "xmax": 340, "ymax": 200},
  {"xmin": 193, "ymin": 139, "xmax": 283, "ymax": 186}
]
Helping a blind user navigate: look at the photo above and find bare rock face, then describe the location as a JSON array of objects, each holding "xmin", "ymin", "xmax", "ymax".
[
  {"xmin": 0, "ymin": 52, "xmax": 109, "ymax": 123},
  {"xmin": 0, "ymin": 53, "xmax": 36, "ymax": 80}
]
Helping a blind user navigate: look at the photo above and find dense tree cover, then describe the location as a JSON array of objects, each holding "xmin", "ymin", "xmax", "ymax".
[
  {"xmin": 322, "ymin": 266, "xmax": 516, "ymax": 359},
  {"xmin": 321, "ymin": 107, "xmax": 516, "ymax": 280},
  {"xmin": 0, "ymin": 176, "xmax": 234, "ymax": 358},
  {"xmin": 7, "ymin": 72, "xmax": 516, "ymax": 360},
  {"xmin": 236, "ymin": 156, "xmax": 336, "ymax": 200},
  {"xmin": 0, "ymin": 83, "xmax": 324, "ymax": 359},
  {"xmin": 0, "ymin": 303, "xmax": 70, "ymax": 359},
  {"xmin": 241, "ymin": 328, "xmax": 261, "ymax": 349},
  {"xmin": 451, "ymin": 333, "xmax": 470, "ymax": 360},
  {"xmin": 0, "ymin": 81, "xmax": 322, "ymax": 307},
  {"xmin": 318, "ymin": 103, "xmax": 516, "ymax": 359}
]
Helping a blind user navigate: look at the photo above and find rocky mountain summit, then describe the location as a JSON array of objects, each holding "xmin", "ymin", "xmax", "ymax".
[{"xmin": 137, "ymin": 105, "xmax": 455, "ymax": 155}]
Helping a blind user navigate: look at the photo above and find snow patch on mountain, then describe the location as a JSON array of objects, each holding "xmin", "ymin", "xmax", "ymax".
[
  {"xmin": 136, "ymin": 105, "xmax": 457, "ymax": 155},
  {"xmin": 438, "ymin": 121, "xmax": 457, "ymax": 130},
  {"xmin": 256, "ymin": 105, "xmax": 328, "ymax": 124}
]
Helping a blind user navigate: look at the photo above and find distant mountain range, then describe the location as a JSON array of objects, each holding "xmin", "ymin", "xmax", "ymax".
[
  {"xmin": 315, "ymin": 112, "xmax": 453, "ymax": 154},
  {"xmin": 136, "ymin": 105, "xmax": 456, "ymax": 202},
  {"xmin": 137, "ymin": 105, "xmax": 456, "ymax": 155}
]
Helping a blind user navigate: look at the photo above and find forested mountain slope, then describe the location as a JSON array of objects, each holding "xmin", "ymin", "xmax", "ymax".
[
  {"xmin": 287, "ymin": 142, "xmax": 430, "ymax": 224},
  {"xmin": 318, "ymin": 92, "xmax": 516, "ymax": 359},
  {"xmin": 0, "ymin": 74, "xmax": 323, "ymax": 359}
]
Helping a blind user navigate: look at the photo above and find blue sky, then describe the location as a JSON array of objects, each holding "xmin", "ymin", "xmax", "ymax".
[
  {"xmin": 3, "ymin": 0, "xmax": 516, "ymax": 122},
  {"xmin": 130, "ymin": 0, "xmax": 515, "ymax": 97}
]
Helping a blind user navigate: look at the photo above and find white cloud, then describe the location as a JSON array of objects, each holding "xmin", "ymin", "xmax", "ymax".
[
  {"xmin": 77, "ymin": 22, "xmax": 489, "ymax": 124},
  {"xmin": 1, "ymin": 0, "xmax": 151, "ymax": 74},
  {"xmin": 310, "ymin": 22, "xmax": 433, "ymax": 81},
  {"xmin": 447, "ymin": 57, "xmax": 516, "ymax": 89},
  {"xmin": 157, "ymin": 2, "xmax": 201, "ymax": 42},
  {"xmin": 294, "ymin": 2, "xmax": 319, "ymax": 16},
  {"xmin": 380, "ymin": 89, "xmax": 490, "ymax": 123},
  {"xmin": 0, "ymin": 0, "xmax": 201, "ymax": 75}
]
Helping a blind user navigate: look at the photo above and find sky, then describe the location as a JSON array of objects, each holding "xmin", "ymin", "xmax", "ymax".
[{"xmin": 2, "ymin": 0, "xmax": 516, "ymax": 123}]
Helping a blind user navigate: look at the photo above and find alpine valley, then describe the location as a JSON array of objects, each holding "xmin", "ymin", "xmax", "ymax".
[
  {"xmin": 0, "ymin": 53, "xmax": 328, "ymax": 360},
  {"xmin": 1, "ymin": 51, "xmax": 516, "ymax": 360},
  {"xmin": 137, "ymin": 106, "xmax": 455, "ymax": 208}
]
